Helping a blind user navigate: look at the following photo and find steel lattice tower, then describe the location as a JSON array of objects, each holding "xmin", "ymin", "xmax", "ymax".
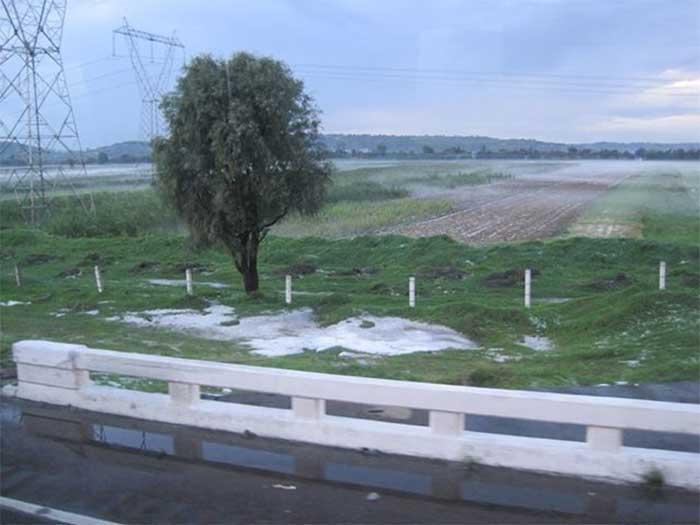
[
  {"xmin": 0, "ymin": 0, "xmax": 93, "ymax": 223},
  {"xmin": 113, "ymin": 18, "xmax": 184, "ymax": 143}
]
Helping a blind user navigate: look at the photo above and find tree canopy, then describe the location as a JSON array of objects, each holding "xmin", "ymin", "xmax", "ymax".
[{"xmin": 154, "ymin": 52, "xmax": 330, "ymax": 293}]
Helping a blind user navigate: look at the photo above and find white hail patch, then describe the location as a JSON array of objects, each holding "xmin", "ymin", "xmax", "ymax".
[{"xmin": 109, "ymin": 304, "xmax": 478, "ymax": 357}]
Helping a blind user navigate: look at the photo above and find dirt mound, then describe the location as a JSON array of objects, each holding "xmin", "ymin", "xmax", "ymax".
[
  {"xmin": 57, "ymin": 267, "xmax": 82, "ymax": 278},
  {"xmin": 681, "ymin": 273, "xmax": 700, "ymax": 288},
  {"xmin": 330, "ymin": 267, "xmax": 379, "ymax": 277},
  {"xmin": 23, "ymin": 253, "xmax": 58, "ymax": 265},
  {"xmin": 484, "ymin": 268, "xmax": 540, "ymax": 288},
  {"xmin": 584, "ymin": 272, "xmax": 631, "ymax": 291},
  {"xmin": 419, "ymin": 266, "xmax": 469, "ymax": 280},
  {"xmin": 79, "ymin": 252, "xmax": 109, "ymax": 266},
  {"xmin": 172, "ymin": 262, "xmax": 210, "ymax": 274},
  {"xmin": 368, "ymin": 282, "xmax": 399, "ymax": 295},
  {"xmin": 130, "ymin": 261, "xmax": 161, "ymax": 273},
  {"xmin": 276, "ymin": 262, "xmax": 317, "ymax": 277}
]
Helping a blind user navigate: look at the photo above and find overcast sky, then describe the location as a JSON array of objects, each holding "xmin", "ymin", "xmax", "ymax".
[{"xmin": 56, "ymin": 0, "xmax": 700, "ymax": 146}]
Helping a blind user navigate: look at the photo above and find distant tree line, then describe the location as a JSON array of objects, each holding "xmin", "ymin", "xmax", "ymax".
[
  {"xmin": 0, "ymin": 152, "xmax": 152, "ymax": 167},
  {"xmin": 327, "ymin": 145, "xmax": 700, "ymax": 161}
]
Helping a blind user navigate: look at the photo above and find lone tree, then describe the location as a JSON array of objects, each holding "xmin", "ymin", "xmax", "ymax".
[{"xmin": 154, "ymin": 53, "xmax": 330, "ymax": 294}]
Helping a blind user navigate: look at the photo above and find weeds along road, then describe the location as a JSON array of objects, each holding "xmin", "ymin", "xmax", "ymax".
[{"xmin": 389, "ymin": 161, "xmax": 691, "ymax": 244}]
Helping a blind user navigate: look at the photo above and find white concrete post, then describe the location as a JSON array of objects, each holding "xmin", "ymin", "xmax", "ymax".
[
  {"xmin": 185, "ymin": 268, "xmax": 194, "ymax": 296},
  {"xmin": 14, "ymin": 264, "xmax": 21, "ymax": 287},
  {"xmin": 93, "ymin": 265, "xmax": 103, "ymax": 293},
  {"xmin": 168, "ymin": 382, "xmax": 200, "ymax": 406},
  {"xmin": 524, "ymin": 268, "xmax": 531, "ymax": 308},
  {"xmin": 409, "ymin": 276, "xmax": 416, "ymax": 308},
  {"xmin": 659, "ymin": 261, "xmax": 666, "ymax": 291},
  {"xmin": 292, "ymin": 397, "xmax": 325, "ymax": 420},
  {"xmin": 285, "ymin": 274, "xmax": 292, "ymax": 304},
  {"xmin": 429, "ymin": 410, "xmax": 465, "ymax": 436},
  {"xmin": 586, "ymin": 426, "xmax": 622, "ymax": 452}
]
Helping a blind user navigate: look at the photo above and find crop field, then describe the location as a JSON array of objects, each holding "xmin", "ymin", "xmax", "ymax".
[{"xmin": 0, "ymin": 159, "xmax": 698, "ymax": 392}]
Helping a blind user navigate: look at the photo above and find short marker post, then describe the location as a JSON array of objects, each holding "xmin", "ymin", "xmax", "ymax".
[
  {"xmin": 409, "ymin": 276, "xmax": 416, "ymax": 308},
  {"xmin": 285, "ymin": 274, "xmax": 292, "ymax": 304},
  {"xmin": 94, "ymin": 265, "xmax": 103, "ymax": 294},
  {"xmin": 14, "ymin": 264, "xmax": 21, "ymax": 287},
  {"xmin": 185, "ymin": 268, "xmax": 193, "ymax": 295},
  {"xmin": 659, "ymin": 261, "xmax": 666, "ymax": 291},
  {"xmin": 524, "ymin": 268, "xmax": 531, "ymax": 308}
]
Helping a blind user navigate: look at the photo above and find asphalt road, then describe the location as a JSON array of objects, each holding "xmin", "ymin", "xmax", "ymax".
[{"xmin": 1, "ymin": 397, "xmax": 699, "ymax": 524}]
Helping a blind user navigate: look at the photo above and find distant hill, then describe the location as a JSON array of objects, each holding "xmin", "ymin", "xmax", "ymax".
[
  {"xmin": 320, "ymin": 134, "xmax": 700, "ymax": 154},
  {"xmin": 85, "ymin": 141, "xmax": 152, "ymax": 159},
  {"xmin": 2, "ymin": 135, "xmax": 698, "ymax": 166},
  {"xmin": 0, "ymin": 140, "xmax": 152, "ymax": 165}
]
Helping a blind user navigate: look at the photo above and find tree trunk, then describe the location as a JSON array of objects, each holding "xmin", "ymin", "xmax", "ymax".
[
  {"xmin": 232, "ymin": 232, "xmax": 260, "ymax": 295},
  {"xmin": 242, "ymin": 256, "xmax": 259, "ymax": 294}
]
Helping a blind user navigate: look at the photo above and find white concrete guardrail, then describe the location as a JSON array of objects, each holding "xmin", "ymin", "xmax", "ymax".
[{"xmin": 11, "ymin": 340, "xmax": 700, "ymax": 489}]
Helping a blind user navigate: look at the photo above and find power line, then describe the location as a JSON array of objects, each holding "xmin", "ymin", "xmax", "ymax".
[
  {"xmin": 293, "ymin": 63, "xmax": 691, "ymax": 87},
  {"xmin": 295, "ymin": 68, "xmax": 698, "ymax": 98},
  {"xmin": 112, "ymin": 17, "xmax": 185, "ymax": 143}
]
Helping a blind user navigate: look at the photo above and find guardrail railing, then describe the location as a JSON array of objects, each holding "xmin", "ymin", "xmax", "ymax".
[{"xmin": 11, "ymin": 340, "xmax": 700, "ymax": 489}]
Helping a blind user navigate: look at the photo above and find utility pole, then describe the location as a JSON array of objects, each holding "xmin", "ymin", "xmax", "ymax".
[
  {"xmin": 112, "ymin": 18, "xmax": 184, "ymax": 144},
  {"xmin": 0, "ymin": 0, "xmax": 94, "ymax": 224}
]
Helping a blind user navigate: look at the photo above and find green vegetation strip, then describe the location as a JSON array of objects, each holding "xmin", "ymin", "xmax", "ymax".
[{"xmin": 1, "ymin": 229, "xmax": 697, "ymax": 389}]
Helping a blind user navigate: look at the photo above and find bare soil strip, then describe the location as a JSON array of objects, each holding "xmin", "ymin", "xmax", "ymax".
[{"xmin": 389, "ymin": 165, "xmax": 632, "ymax": 244}]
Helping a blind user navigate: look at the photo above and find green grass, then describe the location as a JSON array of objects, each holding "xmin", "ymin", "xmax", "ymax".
[
  {"xmin": 326, "ymin": 180, "xmax": 408, "ymax": 203},
  {"xmin": 0, "ymin": 189, "xmax": 180, "ymax": 237},
  {"xmin": 569, "ymin": 168, "xmax": 700, "ymax": 245},
  {"xmin": 1, "ymin": 230, "xmax": 697, "ymax": 389},
  {"xmin": 404, "ymin": 170, "xmax": 512, "ymax": 188},
  {"xmin": 273, "ymin": 198, "xmax": 454, "ymax": 238}
]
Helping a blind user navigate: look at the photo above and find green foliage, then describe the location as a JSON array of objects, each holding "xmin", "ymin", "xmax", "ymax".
[
  {"xmin": 0, "ymin": 190, "xmax": 178, "ymax": 238},
  {"xmin": 642, "ymin": 468, "xmax": 665, "ymax": 488}
]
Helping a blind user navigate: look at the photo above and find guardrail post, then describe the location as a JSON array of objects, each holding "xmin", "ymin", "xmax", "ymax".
[
  {"xmin": 168, "ymin": 382, "xmax": 200, "ymax": 406},
  {"xmin": 659, "ymin": 261, "xmax": 666, "ymax": 290},
  {"xmin": 185, "ymin": 268, "xmax": 194, "ymax": 296},
  {"xmin": 292, "ymin": 397, "xmax": 325, "ymax": 420},
  {"xmin": 285, "ymin": 275, "xmax": 292, "ymax": 304},
  {"xmin": 524, "ymin": 268, "xmax": 531, "ymax": 308},
  {"xmin": 429, "ymin": 410, "xmax": 464, "ymax": 436},
  {"xmin": 409, "ymin": 276, "xmax": 416, "ymax": 308},
  {"xmin": 14, "ymin": 264, "xmax": 21, "ymax": 287},
  {"xmin": 94, "ymin": 265, "xmax": 103, "ymax": 293},
  {"xmin": 586, "ymin": 426, "xmax": 622, "ymax": 451}
]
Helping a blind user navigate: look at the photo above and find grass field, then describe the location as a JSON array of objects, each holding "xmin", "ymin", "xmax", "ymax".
[
  {"xmin": 0, "ymin": 161, "xmax": 697, "ymax": 391},
  {"xmin": 569, "ymin": 167, "xmax": 700, "ymax": 244}
]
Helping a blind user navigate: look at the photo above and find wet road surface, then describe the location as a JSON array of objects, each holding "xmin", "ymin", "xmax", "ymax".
[{"xmin": 1, "ymin": 397, "xmax": 699, "ymax": 524}]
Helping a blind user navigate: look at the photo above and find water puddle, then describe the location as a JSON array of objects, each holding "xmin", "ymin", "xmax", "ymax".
[
  {"xmin": 109, "ymin": 305, "xmax": 478, "ymax": 357},
  {"xmin": 7, "ymin": 401, "xmax": 698, "ymax": 523}
]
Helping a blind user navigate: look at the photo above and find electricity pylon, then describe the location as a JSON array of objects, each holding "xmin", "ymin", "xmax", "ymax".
[
  {"xmin": 0, "ymin": 0, "xmax": 93, "ymax": 224},
  {"xmin": 113, "ymin": 18, "xmax": 184, "ymax": 143}
]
